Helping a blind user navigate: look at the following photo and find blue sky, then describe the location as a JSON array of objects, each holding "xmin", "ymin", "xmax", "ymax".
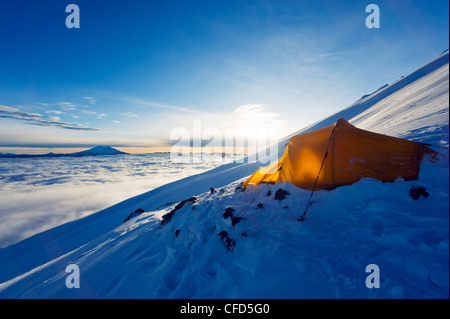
[{"xmin": 0, "ymin": 0, "xmax": 448, "ymax": 152}]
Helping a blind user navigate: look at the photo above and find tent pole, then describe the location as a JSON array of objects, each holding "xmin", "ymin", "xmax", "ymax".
[{"xmin": 298, "ymin": 126, "xmax": 336, "ymax": 222}]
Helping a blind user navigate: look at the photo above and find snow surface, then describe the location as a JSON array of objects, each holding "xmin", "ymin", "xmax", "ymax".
[{"xmin": 0, "ymin": 51, "xmax": 448, "ymax": 299}]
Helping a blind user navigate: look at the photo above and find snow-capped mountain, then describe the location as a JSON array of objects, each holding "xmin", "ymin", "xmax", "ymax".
[
  {"xmin": 0, "ymin": 51, "xmax": 448, "ymax": 299},
  {"xmin": 69, "ymin": 145, "xmax": 127, "ymax": 156}
]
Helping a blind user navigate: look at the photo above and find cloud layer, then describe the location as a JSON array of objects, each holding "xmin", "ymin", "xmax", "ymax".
[{"xmin": 0, "ymin": 153, "xmax": 236, "ymax": 247}]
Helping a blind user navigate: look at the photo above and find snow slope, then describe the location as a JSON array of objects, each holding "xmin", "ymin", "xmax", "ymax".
[{"xmin": 0, "ymin": 51, "xmax": 448, "ymax": 299}]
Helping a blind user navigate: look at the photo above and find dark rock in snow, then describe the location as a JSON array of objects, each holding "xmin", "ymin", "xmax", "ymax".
[
  {"xmin": 123, "ymin": 208, "xmax": 144, "ymax": 223},
  {"xmin": 156, "ymin": 201, "xmax": 177, "ymax": 209},
  {"xmin": 175, "ymin": 229, "xmax": 181, "ymax": 238},
  {"xmin": 231, "ymin": 216, "xmax": 244, "ymax": 227},
  {"xmin": 275, "ymin": 188, "xmax": 290, "ymax": 201},
  {"xmin": 210, "ymin": 187, "xmax": 215, "ymax": 194},
  {"xmin": 234, "ymin": 182, "xmax": 244, "ymax": 192},
  {"xmin": 223, "ymin": 207, "xmax": 243, "ymax": 227},
  {"xmin": 218, "ymin": 230, "xmax": 236, "ymax": 251},
  {"xmin": 409, "ymin": 186, "xmax": 430, "ymax": 200},
  {"xmin": 161, "ymin": 197, "xmax": 197, "ymax": 225},
  {"xmin": 241, "ymin": 230, "xmax": 254, "ymax": 238},
  {"xmin": 267, "ymin": 190, "xmax": 272, "ymax": 196},
  {"xmin": 223, "ymin": 207, "xmax": 235, "ymax": 219},
  {"xmin": 218, "ymin": 230, "xmax": 228, "ymax": 238},
  {"xmin": 256, "ymin": 203, "xmax": 264, "ymax": 209},
  {"xmin": 161, "ymin": 211, "xmax": 175, "ymax": 225}
]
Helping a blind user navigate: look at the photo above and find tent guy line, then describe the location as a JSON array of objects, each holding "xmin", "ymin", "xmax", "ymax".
[{"xmin": 299, "ymin": 124, "xmax": 337, "ymax": 222}]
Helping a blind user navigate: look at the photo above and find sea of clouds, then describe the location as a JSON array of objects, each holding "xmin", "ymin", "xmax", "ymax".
[{"xmin": 0, "ymin": 153, "xmax": 238, "ymax": 248}]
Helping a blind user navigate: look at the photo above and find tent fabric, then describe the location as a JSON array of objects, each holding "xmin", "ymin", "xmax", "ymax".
[{"xmin": 243, "ymin": 118, "xmax": 436, "ymax": 191}]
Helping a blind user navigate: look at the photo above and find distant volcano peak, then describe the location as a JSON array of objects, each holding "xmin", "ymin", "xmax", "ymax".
[{"xmin": 71, "ymin": 145, "xmax": 128, "ymax": 156}]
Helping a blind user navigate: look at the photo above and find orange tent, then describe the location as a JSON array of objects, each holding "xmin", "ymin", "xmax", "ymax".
[{"xmin": 243, "ymin": 118, "xmax": 436, "ymax": 191}]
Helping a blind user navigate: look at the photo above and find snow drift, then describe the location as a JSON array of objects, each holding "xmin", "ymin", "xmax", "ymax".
[{"xmin": 0, "ymin": 51, "xmax": 448, "ymax": 299}]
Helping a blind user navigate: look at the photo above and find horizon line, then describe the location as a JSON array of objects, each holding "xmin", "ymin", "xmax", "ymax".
[{"xmin": 0, "ymin": 145, "xmax": 255, "ymax": 155}]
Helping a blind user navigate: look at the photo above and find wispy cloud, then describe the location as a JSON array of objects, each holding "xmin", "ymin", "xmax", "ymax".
[
  {"xmin": 232, "ymin": 104, "xmax": 281, "ymax": 125},
  {"xmin": 45, "ymin": 110, "xmax": 62, "ymax": 114},
  {"xmin": 0, "ymin": 105, "xmax": 99, "ymax": 131},
  {"xmin": 47, "ymin": 116, "xmax": 61, "ymax": 122},
  {"xmin": 119, "ymin": 112, "xmax": 138, "ymax": 117},
  {"xmin": 124, "ymin": 97, "xmax": 207, "ymax": 114},
  {"xmin": 81, "ymin": 110, "xmax": 106, "ymax": 119},
  {"xmin": 57, "ymin": 102, "xmax": 77, "ymax": 111},
  {"xmin": 230, "ymin": 104, "xmax": 287, "ymax": 139},
  {"xmin": 83, "ymin": 96, "xmax": 97, "ymax": 105}
]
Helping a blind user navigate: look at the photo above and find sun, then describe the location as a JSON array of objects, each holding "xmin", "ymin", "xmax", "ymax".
[{"xmin": 232, "ymin": 104, "xmax": 284, "ymax": 142}]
